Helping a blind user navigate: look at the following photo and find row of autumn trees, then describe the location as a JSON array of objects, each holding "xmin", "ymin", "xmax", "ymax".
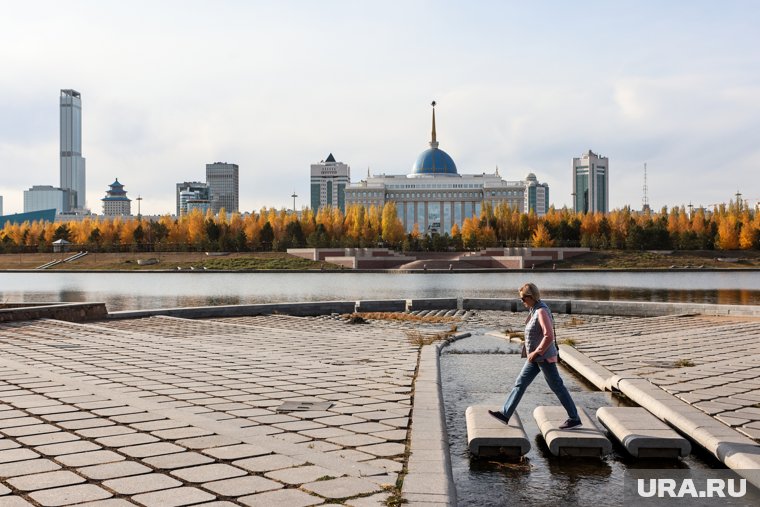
[{"xmin": 1, "ymin": 199, "xmax": 759, "ymax": 253}]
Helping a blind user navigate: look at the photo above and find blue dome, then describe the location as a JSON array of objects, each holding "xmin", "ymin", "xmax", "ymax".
[{"xmin": 412, "ymin": 147, "xmax": 458, "ymax": 175}]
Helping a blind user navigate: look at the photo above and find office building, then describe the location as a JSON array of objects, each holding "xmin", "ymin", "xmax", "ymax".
[
  {"xmin": 344, "ymin": 104, "xmax": 550, "ymax": 234},
  {"xmin": 311, "ymin": 153, "xmax": 351, "ymax": 212},
  {"xmin": 206, "ymin": 162, "xmax": 239, "ymax": 214},
  {"xmin": 24, "ymin": 185, "xmax": 75, "ymax": 214},
  {"xmin": 101, "ymin": 178, "xmax": 131, "ymax": 216},
  {"xmin": 176, "ymin": 181, "xmax": 210, "ymax": 216},
  {"xmin": 572, "ymin": 150, "xmax": 609, "ymax": 213},
  {"xmin": 60, "ymin": 89, "xmax": 87, "ymax": 210}
]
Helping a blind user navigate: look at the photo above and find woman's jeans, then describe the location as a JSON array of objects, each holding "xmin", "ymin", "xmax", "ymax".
[{"xmin": 501, "ymin": 360, "xmax": 580, "ymax": 422}]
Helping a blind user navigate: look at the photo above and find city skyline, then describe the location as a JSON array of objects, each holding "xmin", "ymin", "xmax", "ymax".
[{"xmin": 1, "ymin": 1, "xmax": 759, "ymax": 216}]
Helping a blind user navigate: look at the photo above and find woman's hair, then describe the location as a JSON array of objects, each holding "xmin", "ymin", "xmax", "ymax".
[{"xmin": 519, "ymin": 283, "xmax": 541, "ymax": 301}]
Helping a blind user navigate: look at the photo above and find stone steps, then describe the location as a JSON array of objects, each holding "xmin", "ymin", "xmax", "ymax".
[{"xmin": 465, "ymin": 406, "xmax": 530, "ymax": 457}]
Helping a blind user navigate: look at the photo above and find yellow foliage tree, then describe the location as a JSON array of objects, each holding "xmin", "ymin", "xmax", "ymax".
[{"xmin": 532, "ymin": 222, "xmax": 555, "ymax": 247}]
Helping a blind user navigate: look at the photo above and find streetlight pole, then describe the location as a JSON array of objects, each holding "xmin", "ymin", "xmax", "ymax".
[
  {"xmin": 291, "ymin": 191, "xmax": 298, "ymax": 213},
  {"xmin": 136, "ymin": 195, "xmax": 142, "ymax": 219}
]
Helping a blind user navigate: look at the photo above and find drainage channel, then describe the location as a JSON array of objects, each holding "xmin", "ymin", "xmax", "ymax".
[{"xmin": 440, "ymin": 333, "xmax": 724, "ymax": 507}]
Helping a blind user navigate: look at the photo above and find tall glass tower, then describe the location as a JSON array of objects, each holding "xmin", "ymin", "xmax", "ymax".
[
  {"xmin": 572, "ymin": 150, "xmax": 608, "ymax": 214},
  {"xmin": 60, "ymin": 89, "xmax": 86, "ymax": 210}
]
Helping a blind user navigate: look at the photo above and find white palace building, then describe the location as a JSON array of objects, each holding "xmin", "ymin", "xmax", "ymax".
[{"xmin": 344, "ymin": 103, "xmax": 550, "ymax": 234}]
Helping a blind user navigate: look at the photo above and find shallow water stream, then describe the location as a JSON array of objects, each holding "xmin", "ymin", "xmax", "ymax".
[{"xmin": 440, "ymin": 334, "xmax": 723, "ymax": 506}]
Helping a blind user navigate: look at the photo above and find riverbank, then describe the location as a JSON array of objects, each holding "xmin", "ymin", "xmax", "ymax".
[{"xmin": 2, "ymin": 249, "xmax": 760, "ymax": 271}]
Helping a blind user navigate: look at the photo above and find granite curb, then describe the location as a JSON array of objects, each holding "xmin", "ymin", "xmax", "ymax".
[
  {"xmin": 560, "ymin": 345, "xmax": 760, "ymax": 488},
  {"xmin": 401, "ymin": 332, "xmax": 469, "ymax": 506}
]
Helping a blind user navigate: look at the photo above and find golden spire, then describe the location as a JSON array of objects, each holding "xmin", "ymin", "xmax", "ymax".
[{"xmin": 430, "ymin": 100, "xmax": 439, "ymax": 148}]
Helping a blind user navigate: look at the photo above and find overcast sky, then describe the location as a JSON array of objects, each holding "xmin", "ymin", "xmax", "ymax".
[{"xmin": 1, "ymin": 0, "xmax": 759, "ymax": 216}]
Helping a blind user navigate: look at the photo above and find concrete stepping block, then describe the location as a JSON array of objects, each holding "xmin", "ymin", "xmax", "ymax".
[
  {"xmin": 465, "ymin": 405, "xmax": 530, "ymax": 457},
  {"xmin": 596, "ymin": 407, "xmax": 691, "ymax": 458},
  {"xmin": 533, "ymin": 406, "xmax": 612, "ymax": 457}
]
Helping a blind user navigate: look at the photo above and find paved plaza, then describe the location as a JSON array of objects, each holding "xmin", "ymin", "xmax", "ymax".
[
  {"xmin": 0, "ymin": 314, "xmax": 426, "ymax": 506},
  {"xmin": 1, "ymin": 307, "xmax": 759, "ymax": 505},
  {"xmin": 558, "ymin": 313, "xmax": 760, "ymax": 442}
]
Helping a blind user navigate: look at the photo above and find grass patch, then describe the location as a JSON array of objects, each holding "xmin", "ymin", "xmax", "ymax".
[
  {"xmin": 674, "ymin": 358, "xmax": 695, "ymax": 368},
  {"xmin": 559, "ymin": 338, "xmax": 577, "ymax": 347},
  {"xmin": 503, "ymin": 328, "xmax": 525, "ymax": 341},
  {"xmin": 316, "ymin": 475, "xmax": 336, "ymax": 481},
  {"xmin": 202, "ymin": 256, "xmax": 338, "ymax": 270},
  {"xmin": 405, "ymin": 325, "xmax": 459, "ymax": 346},
  {"xmin": 567, "ymin": 317, "xmax": 586, "ymax": 327}
]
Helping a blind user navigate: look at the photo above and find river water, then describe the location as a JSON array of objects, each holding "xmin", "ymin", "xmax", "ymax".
[{"xmin": 1, "ymin": 271, "xmax": 760, "ymax": 310}]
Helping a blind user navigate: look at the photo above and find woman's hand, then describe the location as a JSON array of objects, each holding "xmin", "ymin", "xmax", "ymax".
[{"xmin": 527, "ymin": 351, "xmax": 539, "ymax": 362}]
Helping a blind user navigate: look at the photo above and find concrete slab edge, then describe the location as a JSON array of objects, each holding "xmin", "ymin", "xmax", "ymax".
[
  {"xmin": 563, "ymin": 346, "xmax": 760, "ymax": 489},
  {"xmin": 108, "ymin": 298, "xmax": 760, "ymax": 320},
  {"xmin": 402, "ymin": 333, "xmax": 468, "ymax": 506}
]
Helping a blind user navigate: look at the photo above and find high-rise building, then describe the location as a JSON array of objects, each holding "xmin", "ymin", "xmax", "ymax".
[
  {"xmin": 206, "ymin": 162, "xmax": 239, "ymax": 214},
  {"xmin": 572, "ymin": 150, "xmax": 608, "ymax": 214},
  {"xmin": 101, "ymin": 178, "xmax": 131, "ymax": 216},
  {"xmin": 311, "ymin": 153, "xmax": 351, "ymax": 212},
  {"xmin": 175, "ymin": 181, "xmax": 210, "ymax": 216},
  {"xmin": 60, "ymin": 89, "xmax": 87, "ymax": 210},
  {"xmin": 524, "ymin": 173, "xmax": 550, "ymax": 215},
  {"xmin": 24, "ymin": 185, "xmax": 75, "ymax": 214}
]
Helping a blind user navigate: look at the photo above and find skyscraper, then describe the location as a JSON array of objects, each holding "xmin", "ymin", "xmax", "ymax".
[
  {"xmin": 60, "ymin": 89, "xmax": 86, "ymax": 210},
  {"xmin": 572, "ymin": 150, "xmax": 608, "ymax": 214},
  {"xmin": 311, "ymin": 153, "xmax": 350, "ymax": 212},
  {"xmin": 206, "ymin": 162, "xmax": 239, "ymax": 214}
]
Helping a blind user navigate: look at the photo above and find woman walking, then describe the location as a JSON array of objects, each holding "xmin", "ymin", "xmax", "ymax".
[{"xmin": 489, "ymin": 283, "xmax": 582, "ymax": 430}]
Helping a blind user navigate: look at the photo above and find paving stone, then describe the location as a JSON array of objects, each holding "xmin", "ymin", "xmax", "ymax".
[
  {"xmin": 265, "ymin": 464, "xmax": 343, "ymax": 485},
  {"xmin": 202, "ymin": 444, "xmax": 270, "ymax": 460},
  {"xmin": 43, "ymin": 411, "xmax": 96, "ymax": 422},
  {"xmin": 35, "ymin": 440, "xmax": 101, "ymax": 456},
  {"xmin": 131, "ymin": 486, "xmax": 215, "ymax": 507},
  {"xmin": 111, "ymin": 413, "xmax": 165, "ymax": 424},
  {"xmin": 328, "ymin": 448, "xmax": 375, "ymax": 462},
  {"xmin": 170, "ymin": 463, "xmax": 247, "ymax": 483},
  {"xmin": 29, "ymin": 484, "xmax": 112, "ymax": 506},
  {"xmin": 8, "ymin": 470, "xmax": 86, "ymax": 492},
  {"xmin": 143, "ymin": 451, "xmax": 214, "ymax": 470},
  {"xmin": 175, "ymin": 435, "xmax": 240, "ymax": 449},
  {"xmin": 326, "ymin": 434, "xmax": 385, "ymax": 447},
  {"xmin": 2, "ymin": 424, "xmax": 59, "ymax": 437},
  {"xmin": 59, "ymin": 418, "xmax": 114, "ymax": 430},
  {"xmin": 76, "ymin": 426, "xmax": 135, "ymax": 438},
  {"xmin": 57, "ymin": 450, "xmax": 124, "ymax": 467},
  {"xmin": 344, "ymin": 422, "xmax": 395, "ymax": 434},
  {"xmin": 0, "ymin": 458, "xmax": 61, "ymax": 477},
  {"xmin": 78, "ymin": 461, "xmax": 152, "ymax": 480},
  {"xmin": 103, "ymin": 473, "xmax": 182, "ymax": 494},
  {"xmin": 0, "ymin": 497, "xmax": 37, "ymax": 506},
  {"xmin": 18, "ymin": 432, "xmax": 80, "ymax": 446},
  {"xmin": 150, "ymin": 427, "xmax": 213, "ymax": 440},
  {"xmin": 119, "ymin": 442, "xmax": 185, "ymax": 458},
  {"xmin": 75, "ymin": 500, "xmax": 135, "ymax": 507},
  {"xmin": 234, "ymin": 454, "xmax": 307, "ymax": 472},
  {"xmin": 130, "ymin": 420, "xmax": 187, "ymax": 431},
  {"xmin": 314, "ymin": 415, "xmax": 366, "ymax": 426},
  {"xmin": 0, "ymin": 448, "xmax": 39, "ymax": 464},
  {"xmin": 299, "ymin": 427, "xmax": 354, "ymax": 439},
  {"xmin": 0, "ymin": 439, "xmax": 19, "ymax": 450},
  {"xmin": 0, "ymin": 417, "xmax": 43, "ymax": 429},
  {"xmin": 355, "ymin": 442, "xmax": 406, "ymax": 457},
  {"xmin": 95, "ymin": 433, "xmax": 158, "ymax": 447},
  {"xmin": 203, "ymin": 475, "xmax": 283, "ymax": 496},
  {"xmin": 238, "ymin": 489, "xmax": 323, "ymax": 507},
  {"xmin": 302, "ymin": 476, "xmax": 382, "ymax": 499}
]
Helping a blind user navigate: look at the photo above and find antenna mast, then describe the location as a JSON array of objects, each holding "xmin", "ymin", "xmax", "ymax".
[{"xmin": 642, "ymin": 163, "xmax": 650, "ymax": 212}]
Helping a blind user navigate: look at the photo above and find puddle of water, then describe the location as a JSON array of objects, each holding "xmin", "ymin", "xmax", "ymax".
[{"xmin": 441, "ymin": 334, "xmax": 723, "ymax": 507}]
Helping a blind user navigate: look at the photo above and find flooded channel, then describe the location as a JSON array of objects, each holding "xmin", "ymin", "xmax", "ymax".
[{"xmin": 440, "ymin": 334, "xmax": 723, "ymax": 506}]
